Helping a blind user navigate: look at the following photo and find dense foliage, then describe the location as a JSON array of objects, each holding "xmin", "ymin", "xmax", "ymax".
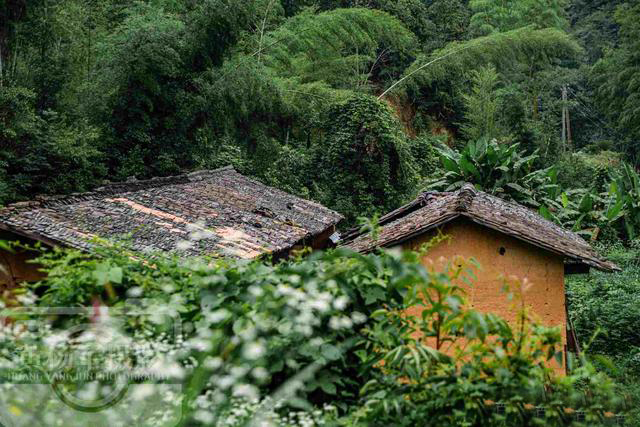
[
  {"xmin": 567, "ymin": 243, "xmax": 640, "ymax": 425},
  {"xmin": 1, "ymin": 0, "xmax": 638, "ymax": 225},
  {"xmin": 0, "ymin": 243, "xmax": 627, "ymax": 425},
  {"xmin": 429, "ymin": 138, "xmax": 556, "ymax": 207},
  {"xmin": 311, "ymin": 95, "xmax": 417, "ymax": 223}
]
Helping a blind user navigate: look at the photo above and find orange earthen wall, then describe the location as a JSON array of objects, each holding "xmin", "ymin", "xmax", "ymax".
[{"xmin": 400, "ymin": 218, "xmax": 567, "ymax": 372}]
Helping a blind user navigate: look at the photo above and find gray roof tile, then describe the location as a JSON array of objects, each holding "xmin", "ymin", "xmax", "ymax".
[
  {"xmin": 341, "ymin": 184, "xmax": 618, "ymax": 272},
  {"xmin": 0, "ymin": 166, "xmax": 343, "ymax": 259}
]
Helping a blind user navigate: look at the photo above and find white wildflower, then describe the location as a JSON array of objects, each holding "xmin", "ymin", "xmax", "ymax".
[
  {"xmin": 131, "ymin": 384, "xmax": 156, "ymax": 400},
  {"xmin": 339, "ymin": 317, "xmax": 353, "ymax": 329},
  {"xmin": 127, "ymin": 286, "xmax": 143, "ymax": 297},
  {"xmin": 218, "ymin": 375, "xmax": 235, "ymax": 389},
  {"xmin": 204, "ymin": 356, "xmax": 223, "ymax": 370},
  {"xmin": 206, "ymin": 309, "xmax": 231, "ymax": 324},
  {"xmin": 329, "ymin": 316, "xmax": 341, "ymax": 330},
  {"xmin": 194, "ymin": 410, "xmax": 215, "ymax": 424},
  {"xmin": 230, "ymin": 366, "xmax": 249, "ymax": 378},
  {"xmin": 351, "ymin": 311, "xmax": 367, "ymax": 324},
  {"xmin": 187, "ymin": 338, "xmax": 212, "ymax": 352},
  {"xmin": 251, "ymin": 366, "xmax": 269, "ymax": 381},
  {"xmin": 232, "ymin": 384, "xmax": 260, "ymax": 402},
  {"xmin": 243, "ymin": 342, "xmax": 265, "ymax": 360},
  {"xmin": 43, "ymin": 332, "xmax": 67, "ymax": 348},
  {"xmin": 310, "ymin": 299, "xmax": 330, "ymax": 312},
  {"xmin": 333, "ymin": 295, "xmax": 350, "ymax": 310}
]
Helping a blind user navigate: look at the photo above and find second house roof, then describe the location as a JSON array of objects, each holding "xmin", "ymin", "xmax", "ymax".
[{"xmin": 341, "ymin": 184, "xmax": 619, "ymax": 272}]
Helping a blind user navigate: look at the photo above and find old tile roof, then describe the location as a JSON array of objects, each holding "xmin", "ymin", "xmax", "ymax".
[
  {"xmin": 0, "ymin": 166, "xmax": 343, "ymax": 259},
  {"xmin": 341, "ymin": 183, "xmax": 619, "ymax": 272}
]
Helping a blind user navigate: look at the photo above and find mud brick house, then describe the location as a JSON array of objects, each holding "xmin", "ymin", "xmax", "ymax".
[
  {"xmin": 0, "ymin": 166, "xmax": 343, "ymax": 288},
  {"xmin": 341, "ymin": 183, "xmax": 619, "ymax": 372}
]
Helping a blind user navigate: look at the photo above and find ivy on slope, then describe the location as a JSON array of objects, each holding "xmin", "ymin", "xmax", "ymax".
[{"xmin": 311, "ymin": 94, "xmax": 417, "ymax": 225}]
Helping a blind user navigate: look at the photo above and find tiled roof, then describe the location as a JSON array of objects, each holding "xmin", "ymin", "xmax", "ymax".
[
  {"xmin": 341, "ymin": 184, "xmax": 619, "ymax": 272},
  {"xmin": 0, "ymin": 166, "xmax": 343, "ymax": 259}
]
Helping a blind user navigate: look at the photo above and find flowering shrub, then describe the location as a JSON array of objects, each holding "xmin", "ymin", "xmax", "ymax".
[{"xmin": 0, "ymin": 241, "xmax": 628, "ymax": 426}]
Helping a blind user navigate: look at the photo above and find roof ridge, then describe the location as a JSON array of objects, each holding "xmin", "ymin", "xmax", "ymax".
[
  {"xmin": 455, "ymin": 183, "xmax": 477, "ymax": 212},
  {"xmin": 0, "ymin": 166, "xmax": 236, "ymax": 213},
  {"xmin": 338, "ymin": 190, "xmax": 447, "ymax": 243}
]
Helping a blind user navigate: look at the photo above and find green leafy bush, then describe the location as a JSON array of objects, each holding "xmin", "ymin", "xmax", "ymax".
[
  {"xmin": 567, "ymin": 243, "xmax": 640, "ymax": 424},
  {"xmin": 0, "ymin": 240, "xmax": 624, "ymax": 425},
  {"xmin": 543, "ymin": 161, "xmax": 640, "ymax": 242},
  {"xmin": 311, "ymin": 94, "xmax": 418, "ymax": 224},
  {"xmin": 0, "ymin": 86, "xmax": 104, "ymax": 205},
  {"xmin": 406, "ymin": 133, "xmax": 442, "ymax": 180},
  {"xmin": 606, "ymin": 163, "xmax": 640, "ymax": 241},
  {"xmin": 554, "ymin": 151, "xmax": 621, "ymax": 191}
]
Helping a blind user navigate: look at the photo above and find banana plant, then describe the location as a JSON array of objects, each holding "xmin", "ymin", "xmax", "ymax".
[
  {"xmin": 606, "ymin": 162, "xmax": 640, "ymax": 240},
  {"xmin": 540, "ymin": 187, "xmax": 608, "ymax": 240},
  {"xmin": 428, "ymin": 138, "xmax": 558, "ymax": 207},
  {"xmin": 541, "ymin": 162, "xmax": 640, "ymax": 241}
]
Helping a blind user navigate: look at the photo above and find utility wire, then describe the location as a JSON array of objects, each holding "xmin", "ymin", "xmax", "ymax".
[
  {"xmin": 377, "ymin": 26, "xmax": 532, "ymax": 100},
  {"xmin": 566, "ymin": 87, "xmax": 620, "ymax": 136},
  {"xmin": 564, "ymin": 86, "xmax": 629, "ymax": 146}
]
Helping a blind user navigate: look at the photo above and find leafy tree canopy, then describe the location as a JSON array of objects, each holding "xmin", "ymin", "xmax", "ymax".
[
  {"xmin": 260, "ymin": 8, "xmax": 418, "ymax": 91},
  {"xmin": 469, "ymin": 0, "xmax": 569, "ymax": 35}
]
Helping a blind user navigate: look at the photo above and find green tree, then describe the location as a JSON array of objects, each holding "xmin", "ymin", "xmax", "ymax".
[
  {"xmin": 370, "ymin": 0, "xmax": 437, "ymax": 46},
  {"xmin": 469, "ymin": 0, "xmax": 569, "ymax": 35},
  {"xmin": 88, "ymin": 4, "xmax": 187, "ymax": 179},
  {"xmin": 460, "ymin": 65, "xmax": 507, "ymax": 141},
  {"xmin": 184, "ymin": 0, "xmax": 268, "ymax": 72},
  {"xmin": 569, "ymin": 0, "xmax": 626, "ymax": 64},
  {"xmin": 592, "ymin": 2, "xmax": 640, "ymax": 165},
  {"xmin": 0, "ymin": 86, "xmax": 103, "ymax": 205},
  {"xmin": 391, "ymin": 27, "xmax": 581, "ymax": 102},
  {"xmin": 261, "ymin": 8, "xmax": 418, "ymax": 91},
  {"xmin": 426, "ymin": 0, "xmax": 471, "ymax": 48}
]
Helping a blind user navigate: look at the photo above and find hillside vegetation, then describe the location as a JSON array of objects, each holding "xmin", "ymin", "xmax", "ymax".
[{"xmin": 2, "ymin": 0, "xmax": 639, "ymax": 227}]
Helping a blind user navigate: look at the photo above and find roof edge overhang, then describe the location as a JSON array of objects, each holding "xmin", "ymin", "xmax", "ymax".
[
  {"xmin": 0, "ymin": 222, "xmax": 69, "ymax": 249},
  {"xmin": 0, "ymin": 214, "xmax": 344, "ymax": 260},
  {"xmin": 355, "ymin": 213, "xmax": 462, "ymax": 253},
  {"xmin": 463, "ymin": 215, "xmax": 620, "ymax": 272}
]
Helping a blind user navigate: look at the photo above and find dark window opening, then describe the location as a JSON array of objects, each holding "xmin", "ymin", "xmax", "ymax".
[{"xmin": 499, "ymin": 247, "xmax": 506, "ymax": 256}]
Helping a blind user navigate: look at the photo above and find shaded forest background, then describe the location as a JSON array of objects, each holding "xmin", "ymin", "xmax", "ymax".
[{"xmin": 1, "ymin": 0, "xmax": 639, "ymax": 228}]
